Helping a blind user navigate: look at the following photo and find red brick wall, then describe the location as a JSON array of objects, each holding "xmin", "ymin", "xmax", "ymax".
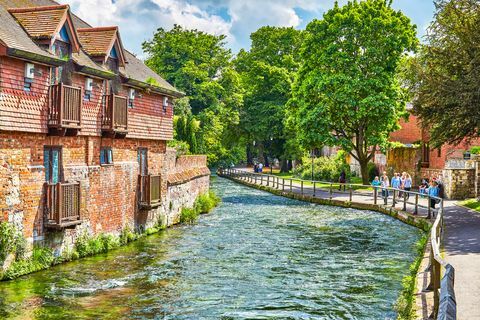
[
  {"xmin": 0, "ymin": 131, "xmax": 168, "ymax": 239},
  {"xmin": 0, "ymin": 56, "xmax": 174, "ymax": 141},
  {"xmin": 390, "ymin": 114, "xmax": 422, "ymax": 144}
]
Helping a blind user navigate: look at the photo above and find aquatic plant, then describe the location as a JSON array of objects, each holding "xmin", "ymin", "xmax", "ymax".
[
  {"xmin": 3, "ymin": 247, "xmax": 54, "ymax": 280},
  {"xmin": 180, "ymin": 190, "xmax": 221, "ymax": 223}
]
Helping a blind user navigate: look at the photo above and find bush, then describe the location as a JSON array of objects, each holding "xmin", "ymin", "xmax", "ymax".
[
  {"xmin": 292, "ymin": 151, "xmax": 351, "ymax": 181},
  {"xmin": 180, "ymin": 207, "xmax": 199, "ymax": 224},
  {"xmin": 3, "ymin": 247, "xmax": 54, "ymax": 280},
  {"xmin": 470, "ymin": 146, "xmax": 480, "ymax": 154},
  {"xmin": 180, "ymin": 190, "xmax": 221, "ymax": 223},
  {"xmin": 0, "ymin": 222, "xmax": 27, "ymax": 263}
]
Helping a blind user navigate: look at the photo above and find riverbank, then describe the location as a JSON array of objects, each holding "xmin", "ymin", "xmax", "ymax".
[
  {"xmin": 0, "ymin": 177, "xmax": 423, "ymax": 319},
  {"xmin": 218, "ymin": 170, "xmax": 432, "ymax": 319},
  {"xmin": 0, "ymin": 190, "xmax": 220, "ymax": 281}
]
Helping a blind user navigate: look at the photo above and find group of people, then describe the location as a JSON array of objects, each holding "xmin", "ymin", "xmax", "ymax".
[
  {"xmin": 371, "ymin": 172, "xmax": 444, "ymax": 209},
  {"xmin": 253, "ymin": 163, "xmax": 263, "ymax": 173}
]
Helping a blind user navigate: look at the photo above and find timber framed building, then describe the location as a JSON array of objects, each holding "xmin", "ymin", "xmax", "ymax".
[{"xmin": 0, "ymin": 0, "xmax": 210, "ymax": 250}]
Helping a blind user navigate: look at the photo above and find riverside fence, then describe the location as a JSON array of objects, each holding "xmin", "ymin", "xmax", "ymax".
[{"xmin": 219, "ymin": 167, "xmax": 456, "ymax": 320}]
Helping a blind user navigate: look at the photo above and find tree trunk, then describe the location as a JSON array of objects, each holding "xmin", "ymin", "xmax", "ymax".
[
  {"xmin": 280, "ymin": 158, "xmax": 289, "ymax": 173},
  {"xmin": 246, "ymin": 144, "xmax": 253, "ymax": 166},
  {"xmin": 287, "ymin": 160, "xmax": 293, "ymax": 171},
  {"xmin": 359, "ymin": 158, "xmax": 370, "ymax": 185},
  {"xmin": 257, "ymin": 142, "xmax": 265, "ymax": 165}
]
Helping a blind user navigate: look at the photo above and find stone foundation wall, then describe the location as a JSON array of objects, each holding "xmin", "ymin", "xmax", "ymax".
[{"xmin": 443, "ymin": 168, "xmax": 476, "ymax": 200}]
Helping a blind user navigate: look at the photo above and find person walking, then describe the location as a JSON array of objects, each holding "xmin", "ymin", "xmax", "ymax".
[
  {"xmin": 391, "ymin": 173, "xmax": 401, "ymax": 204},
  {"xmin": 427, "ymin": 180, "xmax": 440, "ymax": 218},
  {"xmin": 403, "ymin": 173, "xmax": 412, "ymax": 200},
  {"xmin": 381, "ymin": 171, "xmax": 390, "ymax": 200},
  {"xmin": 338, "ymin": 170, "xmax": 346, "ymax": 191},
  {"xmin": 258, "ymin": 163, "xmax": 263, "ymax": 173}
]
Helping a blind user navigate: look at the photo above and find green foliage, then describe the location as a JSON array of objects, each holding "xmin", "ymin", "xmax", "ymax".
[
  {"xmin": 180, "ymin": 190, "xmax": 221, "ymax": 224},
  {"xmin": 396, "ymin": 234, "xmax": 428, "ymax": 319},
  {"xmin": 293, "ymin": 152, "xmax": 351, "ymax": 181},
  {"xmin": 75, "ymin": 232, "xmax": 120, "ymax": 258},
  {"xmin": 119, "ymin": 226, "xmax": 138, "ymax": 246},
  {"xmin": 289, "ymin": 0, "xmax": 417, "ymax": 183},
  {"xmin": 143, "ymin": 25, "xmax": 244, "ymax": 166},
  {"xmin": 412, "ymin": 0, "xmax": 480, "ymax": 147},
  {"xmin": 167, "ymin": 139, "xmax": 190, "ymax": 157},
  {"xmin": 470, "ymin": 146, "xmax": 480, "ymax": 155},
  {"xmin": 235, "ymin": 27, "xmax": 304, "ymax": 165},
  {"xmin": 0, "ymin": 222, "xmax": 27, "ymax": 263},
  {"xmin": 145, "ymin": 76, "xmax": 161, "ymax": 87},
  {"xmin": 3, "ymin": 247, "xmax": 54, "ymax": 280},
  {"xmin": 174, "ymin": 113, "xmax": 199, "ymax": 153}
]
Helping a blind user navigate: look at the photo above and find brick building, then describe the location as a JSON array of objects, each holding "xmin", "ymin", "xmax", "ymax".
[{"xmin": 0, "ymin": 0, "xmax": 210, "ymax": 252}]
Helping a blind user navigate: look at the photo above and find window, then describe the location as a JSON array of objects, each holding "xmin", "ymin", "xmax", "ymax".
[
  {"xmin": 163, "ymin": 96, "xmax": 168, "ymax": 114},
  {"xmin": 24, "ymin": 79, "xmax": 32, "ymax": 92},
  {"xmin": 24, "ymin": 63, "xmax": 34, "ymax": 92},
  {"xmin": 44, "ymin": 146, "xmax": 63, "ymax": 183},
  {"xmin": 138, "ymin": 148, "xmax": 148, "ymax": 175},
  {"xmin": 100, "ymin": 147, "xmax": 113, "ymax": 165},
  {"xmin": 85, "ymin": 78, "xmax": 93, "ymax": 101}
]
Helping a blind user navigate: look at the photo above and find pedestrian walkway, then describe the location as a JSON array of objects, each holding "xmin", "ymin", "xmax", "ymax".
[
  {"xmin": 443, "ymin": 203, "xmax": 480, "ymax": 319},
  {"xmin": 225, "ymin": 168, "xmax": 480, "ymax": 320}
]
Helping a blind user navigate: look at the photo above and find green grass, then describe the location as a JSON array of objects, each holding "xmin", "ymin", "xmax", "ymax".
[
  {"xmin": 459, "ymin": 199, "xmax": 480, "ymax": 212},
  {"xmin": 259, "ymin": 170, "xmax": 372, "ymax": 192}
]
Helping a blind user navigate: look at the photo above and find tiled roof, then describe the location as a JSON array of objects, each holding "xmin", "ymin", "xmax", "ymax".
[
  {"xmin": 0, "ymin": 0, "xmax": 182, "ymax": 96},
  {"xmin": 77, "ymin": 27, "xmax": 118, "ymax": 57},
  {"xmin": 8, "ymin": 5, "xmax": 68, "ymax": 39},
  {"xmin": 0, "ymin": 5, "xmax": 60, "ymax": 63}
]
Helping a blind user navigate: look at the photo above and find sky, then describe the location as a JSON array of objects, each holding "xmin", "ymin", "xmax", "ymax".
[{"xmin": 62, "ymin": 0, "xmax": 436, "ymax": 58}]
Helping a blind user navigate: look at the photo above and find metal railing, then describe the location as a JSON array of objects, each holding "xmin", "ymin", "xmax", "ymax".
[
  {"xmin": 139, "ymin": 174, "xmax": 161, "ymax": 208},
  {"xmin": 45, "ymin": 181, "xmax": 81, "ymax": 228},
  {"xmin": 103, "ymin": 94, "xmax": 128, "ymax": 133},
  {"xmin": 219, "ymin": 167, "xmax": 456, "ymax": 320},
  {"xmin": 48, "ymin": 83, "xmax": 82, "ymax": 129}
]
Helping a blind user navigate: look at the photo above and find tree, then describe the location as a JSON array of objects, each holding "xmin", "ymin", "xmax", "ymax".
[
  {"xmin": 143, "ymin": 25, "xmax": 244, "ymax": 166},
  {"xmin": 235, "ymin": 26, "xmax": 304, "ymax": 171},
  {"xmin": 412, "ymin": 0, "xmax": 480, "ymax": 147},
  {"xmin": 289, "ymin": 0, "xmax": 417, "ymax": 183}
]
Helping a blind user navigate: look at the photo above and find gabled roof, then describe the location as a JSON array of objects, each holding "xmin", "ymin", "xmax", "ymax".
[
  {"xmin": 77, "ymin": 26, "xmax": 126, "ymax": 66},
  {"xmin": 8, "ymin": 4, "xmax": 81, "ymax": 53},
  {"xmin": 0, "ymin": 4, "xmax": 62, "ymax": 65}
]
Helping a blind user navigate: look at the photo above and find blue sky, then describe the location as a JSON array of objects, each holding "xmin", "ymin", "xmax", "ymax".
[{"xmin": 63, "ymin": 0, "xmax": 436, "ymax": 58}]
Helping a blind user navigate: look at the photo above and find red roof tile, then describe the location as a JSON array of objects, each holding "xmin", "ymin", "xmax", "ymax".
[
  {"xmin": 8, "ymin": 5, "xmax": 68, "ymax": 39},
  {"xmin": 77, "ymin": 27, "xmax": 118, "ymax": 57}
]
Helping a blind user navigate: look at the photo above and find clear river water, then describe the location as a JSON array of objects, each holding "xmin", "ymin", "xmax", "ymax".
[{"xmin": 0, "ymin": 176, "xmax": 422, "ymax": 319}]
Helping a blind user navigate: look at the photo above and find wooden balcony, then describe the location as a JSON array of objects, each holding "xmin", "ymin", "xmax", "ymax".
[
  {"xmin": 102, "ymin": 94, "xmax": 128, "ymax": 136},
  {"xmin": 45, "ymin": 181, "xmax": 82, "ymax": 229},
  {"xmin": 48, "ymin": 84, "xmax": 82, "ymax": 132},
  {"xmin": 139, "ymin": 175, "xmax": 161, "ymax": 209}
]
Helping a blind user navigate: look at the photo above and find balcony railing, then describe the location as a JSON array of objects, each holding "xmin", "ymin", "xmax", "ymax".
[
  {"xmin": 139, "ymin": 174, "xmax": 161, "ymax": 208},
  {"xmin": 45, "ymin": 181, "xmax": 82, "ymax": 228},
  {"xmin": 48, "ymin": 83, "xmax": 82, "ymax": 129},
  {"xmin": 102, "ymin": 94, "xmax": 128, "ymax": 134}
]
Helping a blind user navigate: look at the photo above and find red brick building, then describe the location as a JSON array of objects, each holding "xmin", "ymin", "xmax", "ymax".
[{"xmin": 0, "ymin": 0, "xmax": 210, "ymax": 251}]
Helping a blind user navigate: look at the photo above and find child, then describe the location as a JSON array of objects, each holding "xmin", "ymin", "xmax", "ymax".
[{"xmin": 427, "ymin": 181, "xmax": 440, "ymax": 210}]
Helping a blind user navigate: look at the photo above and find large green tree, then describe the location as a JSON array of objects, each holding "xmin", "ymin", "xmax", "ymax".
[
  {"xmin": 413, "ymin": 0, "xmax": 480, "ymax": 146},
  {"xmin": 235, "ymin": 26, "xmax": 304, "ymax": 170},
  {"xmin": 143, "ymin": 25, "xmax": 244, "ymax": 165},
  {"xmin": 289, "ymin": 0, "xmax": 417, "ymax": 183}
]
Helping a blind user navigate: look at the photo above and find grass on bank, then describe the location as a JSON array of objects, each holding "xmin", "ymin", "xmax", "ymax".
[
  {"xmin": 0, "ymin": 190, "xmax": 221, "ymax": 281},
  {"xmin": 458, "ymin": 199, "xmax": 480, "ymax": 212},
  {"xmin": 252, "ymin": 168, "xmax": 372, "ymax": 191}
]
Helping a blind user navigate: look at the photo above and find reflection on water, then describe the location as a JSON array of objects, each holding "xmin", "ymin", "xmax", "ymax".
[{"xmin": 0, "ymin": 177, "xmax": 422, "ymax": 319}]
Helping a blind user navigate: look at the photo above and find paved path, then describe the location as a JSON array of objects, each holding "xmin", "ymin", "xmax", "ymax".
[
  {"xmin": 227, "ymin": 169, "xmax": 480, "ymax": 319},
  {"xmin": 443, "ymin": 203, "xmax": 480, "ymax": 319}
]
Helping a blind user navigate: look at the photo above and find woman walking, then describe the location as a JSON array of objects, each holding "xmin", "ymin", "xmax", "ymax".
[{"xmin": 403, "ymin": 173, "xmax": 412, "ymax": 200}]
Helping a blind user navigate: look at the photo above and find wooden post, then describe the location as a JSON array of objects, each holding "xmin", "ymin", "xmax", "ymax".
[
  {"xmin": 267, "ymin": 175, "xmax": 270, "ymax": 186},
  {"xmin": 374, "ymin": 187, "xmax": 378, "ymax": 205},
  {"xmin": 282, "ymin": 178, "xmax": 285, "ymax": 191},
  {"xmin": 349, "ymin": 185, "xmax": 353, "ymax": 202},
  {"xmin": 427, "ymin": 196, "xmax": 432, "ymax": 219},
  {"xmin": 301, "ymin": 180, "xmax": 304, "ymax": 195},
  {"xmin": 392, "ymin": 189, "xmax": 396, "ymax": 207},
  {"xmin": 290, "ymin": 179, "xmax": 293, "ymax": 192},
  {"xmin": 313, "ymin": 181, "xmax": 316, "ymax": 196},
  {"xmin": 403, "ymin": 191, "xmax": 407, "ymax": 211},
  {"xmin": 414, "ymin": 194, "xmax": 418, "ymax": 215},
  {"xmin": 329, "ymin": 183, "xmax": 333, "ymax": 200}
]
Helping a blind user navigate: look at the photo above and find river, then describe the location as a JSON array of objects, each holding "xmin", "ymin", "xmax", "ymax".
[{"xmin": 0, "ymin": 176, "xmax": 422, "ymax": 319}]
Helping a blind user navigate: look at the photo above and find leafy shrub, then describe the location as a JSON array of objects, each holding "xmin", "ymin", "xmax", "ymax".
[
  {"xmin": 119, "ymin": 226, "xmax": 138, "ymax": 245},
  {"xmin": 293, "ymin": 151, "xmax": 351, "ymax": 181},
  {"xmin": 3, "ymin": 247, "xmax": 54, "ymax": 280},
  {"xmin": 0, "ymin": 222, "xmax": 27, "ymax": 263},
  {"xmin": 470, "ymin": 146, "xmax": 480, "ymax": 154},
  {"xmin": 180, "ymin": 207, "xmax": 199, "ymax": 224}
]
